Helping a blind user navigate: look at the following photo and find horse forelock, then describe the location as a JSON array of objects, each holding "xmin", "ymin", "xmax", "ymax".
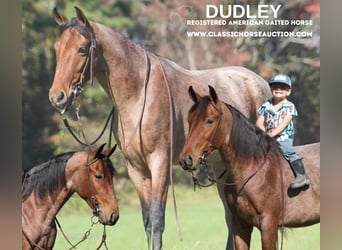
[
  {"xmin": 226, "ymin": 104, "xmax": 280, "ymax": 161},
  {"xmin": 98, "ymin": 154, "xmax": 117, "ymax": 177},
  {"xmin": 189, "ymin": 96, "xmax": 211, "ymax": 116},
  {"xmin": 59, "ymin": 17, "xmax": 93, "ymax": 41},
  {"xmin": 22, "ymin": 152, "xmax": 75, "ymax": 200}
]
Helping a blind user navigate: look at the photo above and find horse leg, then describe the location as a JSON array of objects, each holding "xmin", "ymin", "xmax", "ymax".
[
  {"xmin": 223, "ymin": 203, "xmax": 234, "ymax": 250},
  {"xmin": 232, "ymin": 217, "xmax": 253, "ymax": 250},
  {"xmin": 126, "ymin": 162, "xmax": 153, "ymax": 247},
  {"xmin": 214, "ymin": 164, "xmax": 234, "ymax": 250},
  {"xmin": 260, "ymin": 216, "xmax": 278, "ymax": 250},
  {"xmin": 148, "ymin": 152, "xmax": 170, "ymax": 250}
]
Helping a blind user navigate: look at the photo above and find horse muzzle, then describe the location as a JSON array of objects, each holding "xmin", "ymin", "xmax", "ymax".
[
  {"xmin": 97, "ymin": 210, "xmax": 119, "ymax": 226},
  {"xmin": 179, "ymin": 154, "xmax": 197, "ymax": 171},
  {"xmin": 49, "ymin": 89, "xmax": 68, "ymax": 110}
]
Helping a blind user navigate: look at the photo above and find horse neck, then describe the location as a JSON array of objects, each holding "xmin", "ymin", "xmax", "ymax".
[
  {"xmin": 217, "ymin": 103, "xmax": 255, "ymax": 181},
  {"xmin": 92, "ymin": 22, "xmax": 148, "ymax": 113},
  {"xmin": 22, "ymin": 179, "xmax": 73, "ymax": 236}
]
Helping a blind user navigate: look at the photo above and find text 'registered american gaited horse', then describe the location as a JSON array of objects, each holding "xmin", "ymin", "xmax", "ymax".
[
  {"xmin": 48, "ymin": 7, "xmax": 271, "ymax": 250},
  {"xmin": 179, "ymin": 86, "xmax": 320, "ymax": 250}
]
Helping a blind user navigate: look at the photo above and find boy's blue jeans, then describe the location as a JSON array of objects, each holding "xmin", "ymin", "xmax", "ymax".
[{"xmin": 278, "ymin": 138, "xmax": 300, "ymax": 163}]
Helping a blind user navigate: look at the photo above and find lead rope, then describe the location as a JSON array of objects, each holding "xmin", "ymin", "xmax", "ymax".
[{"xmin": 155, "ymin": 56, "xmax": 183, "ymax": 241}]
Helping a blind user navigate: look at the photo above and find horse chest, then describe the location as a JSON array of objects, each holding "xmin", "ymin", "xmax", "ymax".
[{"xmin": 227, "ymin": 191, "xmax": 261, "ymax": 222}]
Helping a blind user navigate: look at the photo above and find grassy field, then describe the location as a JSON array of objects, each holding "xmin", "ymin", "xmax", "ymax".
[{"xmin": 53, "ymin": 183, "xmax": 320, "ymax": 250}]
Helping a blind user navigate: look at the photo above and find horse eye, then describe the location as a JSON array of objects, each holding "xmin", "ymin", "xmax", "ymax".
[
  {"xmin": 95, "ymin": 173, "xmax": 104, "ymax": 180},
  {"xmin": 206, "ymin": 118, "xmax": 214, "ymax": 125},
  {"xmin": 78, "ymin": 47, "xmax": 87, "ymax": 56}
]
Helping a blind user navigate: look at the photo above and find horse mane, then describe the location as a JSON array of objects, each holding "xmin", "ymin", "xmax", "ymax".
[
  {"xmin": 225, "ymin": 103, "xmax": 281, "ymax": 161},
  {"xmin": 22, "ymin": 152, "xmax": 74, "ymax": 200}
]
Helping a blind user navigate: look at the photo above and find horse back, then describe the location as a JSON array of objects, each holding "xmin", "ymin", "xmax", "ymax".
[{"xmin": 283, "ymin": 142, "xmax": 320, "ymax": 226}]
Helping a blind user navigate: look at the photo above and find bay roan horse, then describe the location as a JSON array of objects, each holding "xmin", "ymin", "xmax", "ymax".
[
  {"xmin": 179, "ymin": 86, "xmax": 320, "ymax": 250},
  {"xmin": 48, "ymin": 6, "xmax": 271, "ymax": 250},
  {"xmin": 22, "ymin": 144, "xmax": 119, "ymax": 250}
]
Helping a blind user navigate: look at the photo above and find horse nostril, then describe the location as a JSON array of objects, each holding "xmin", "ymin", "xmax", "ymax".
[
  {"xmin": 184, "ymin": 154, "xmax": 193, "ymax": 167},
  {"xmin": 110, "ymin": 212, "xmax": 119, "ymax": 225},
  {"xmin": 57, "ymin": 91, "xmax": 65, "ymax": 103}
]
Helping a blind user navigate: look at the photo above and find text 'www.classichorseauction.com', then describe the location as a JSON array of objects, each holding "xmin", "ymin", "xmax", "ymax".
[{"xmin": 186, "ymin": 4, "xmax": 314, "ymax": 38}]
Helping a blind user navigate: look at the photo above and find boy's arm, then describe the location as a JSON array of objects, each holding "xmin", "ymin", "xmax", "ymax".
[
  {"xmin": 267, "ymin": 115, "xmax": 293, "ymax": 137},
  {"xmin": 256, "ymin": 115, "xmax": 265, "ymax": 131}
]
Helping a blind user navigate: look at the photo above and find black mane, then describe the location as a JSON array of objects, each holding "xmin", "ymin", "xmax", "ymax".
[
  {"xmin": 225, "ymin": 103, "xmax": 280, "ymax": 161},
  {"xmin": 22, "ymin": 152, "xmax": 74, "ymax": 200}
]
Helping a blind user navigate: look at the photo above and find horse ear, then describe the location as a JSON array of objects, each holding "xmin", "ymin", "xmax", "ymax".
[
  {"xmin": 208, "ymin": 85, "xmax": 218, "ymax": 104},
  {"xmin": 188, "ymin": 86, "xmax": 200, "ymax": 103},
  {"xmin": 75, "ymin": 6, "xmax": 90, "ymax": 27},
  {"xmin": 103, "ymin": 144, "xmax": 117, "ymax": 158},
  {"xmin": 53, "ymin": 7, "xmax": 68, "ymax": 26},
  {"xmin": 93, "ymin": 143, "xmax": 106, "ymax": 159}
]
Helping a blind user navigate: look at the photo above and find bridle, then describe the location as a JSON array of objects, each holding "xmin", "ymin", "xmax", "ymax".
[
  {"xmin": 59, "ymin": 20, "xmax": 117, "ymax": 149},
  {"xmin": 199, "ymin": 100, "xmax": 223, "ymax": 165},
  {"xmin": 85, "ymin": 153, "xmax": 101, "ymax": 216},
  {"xmin": 61, "ymin": 21, "xmax": 97, "ymax": 115}
]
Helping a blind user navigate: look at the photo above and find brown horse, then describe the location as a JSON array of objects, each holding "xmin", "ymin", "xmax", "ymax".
[
  {"xmin": 179, "ymin": 86, "xmax": 320, "ymax": 250},
  {"xmin": 22, "ymin": 144, "xmax": 119, "ymax": 250},
  {"xmin": 48, "ymin": 7, "xmax": 271, "ymax": 249}
]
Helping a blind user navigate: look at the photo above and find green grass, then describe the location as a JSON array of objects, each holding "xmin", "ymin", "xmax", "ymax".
[{"xmin": 53, "ymin": 183, "xmax": 320, "ymax": 249}]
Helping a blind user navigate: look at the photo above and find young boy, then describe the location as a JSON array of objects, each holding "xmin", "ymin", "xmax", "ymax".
[{"xmin": 256, "ymin": 74, "xmax": 310, "ymax": 189}]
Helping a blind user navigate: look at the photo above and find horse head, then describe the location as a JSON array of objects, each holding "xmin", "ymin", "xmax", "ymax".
[
  {"xmin": 179, "ymin": 86, "xmax": 229, "ymax": 171},
  {"xmin": 49, "ymin": 7, "xmax": 97, "ymax": 114},
  {"xmin": 74, "ymin": 144, "xmax": 119, "ymax": 226}
]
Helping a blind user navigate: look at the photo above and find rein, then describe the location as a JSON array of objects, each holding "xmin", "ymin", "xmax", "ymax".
[
  {"xmin": 116, "ymin": 49, "xmax": 151, "ymax": 153},
  {"xmin": 62, "ymin": 107, "xmax": 115, "ymax": 147},
  {"xmin": 192, "ymin": 156, "xmax": 268, "ymax": 194},
  {"xmin": 155, "ymin": 56, "xmax": 183, "ymax": 241}
]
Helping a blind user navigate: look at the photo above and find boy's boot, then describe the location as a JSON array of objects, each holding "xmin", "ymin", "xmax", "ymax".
[{"xmin": 289, "ymin": 158, "xmax": 311, "ymax": 189}]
